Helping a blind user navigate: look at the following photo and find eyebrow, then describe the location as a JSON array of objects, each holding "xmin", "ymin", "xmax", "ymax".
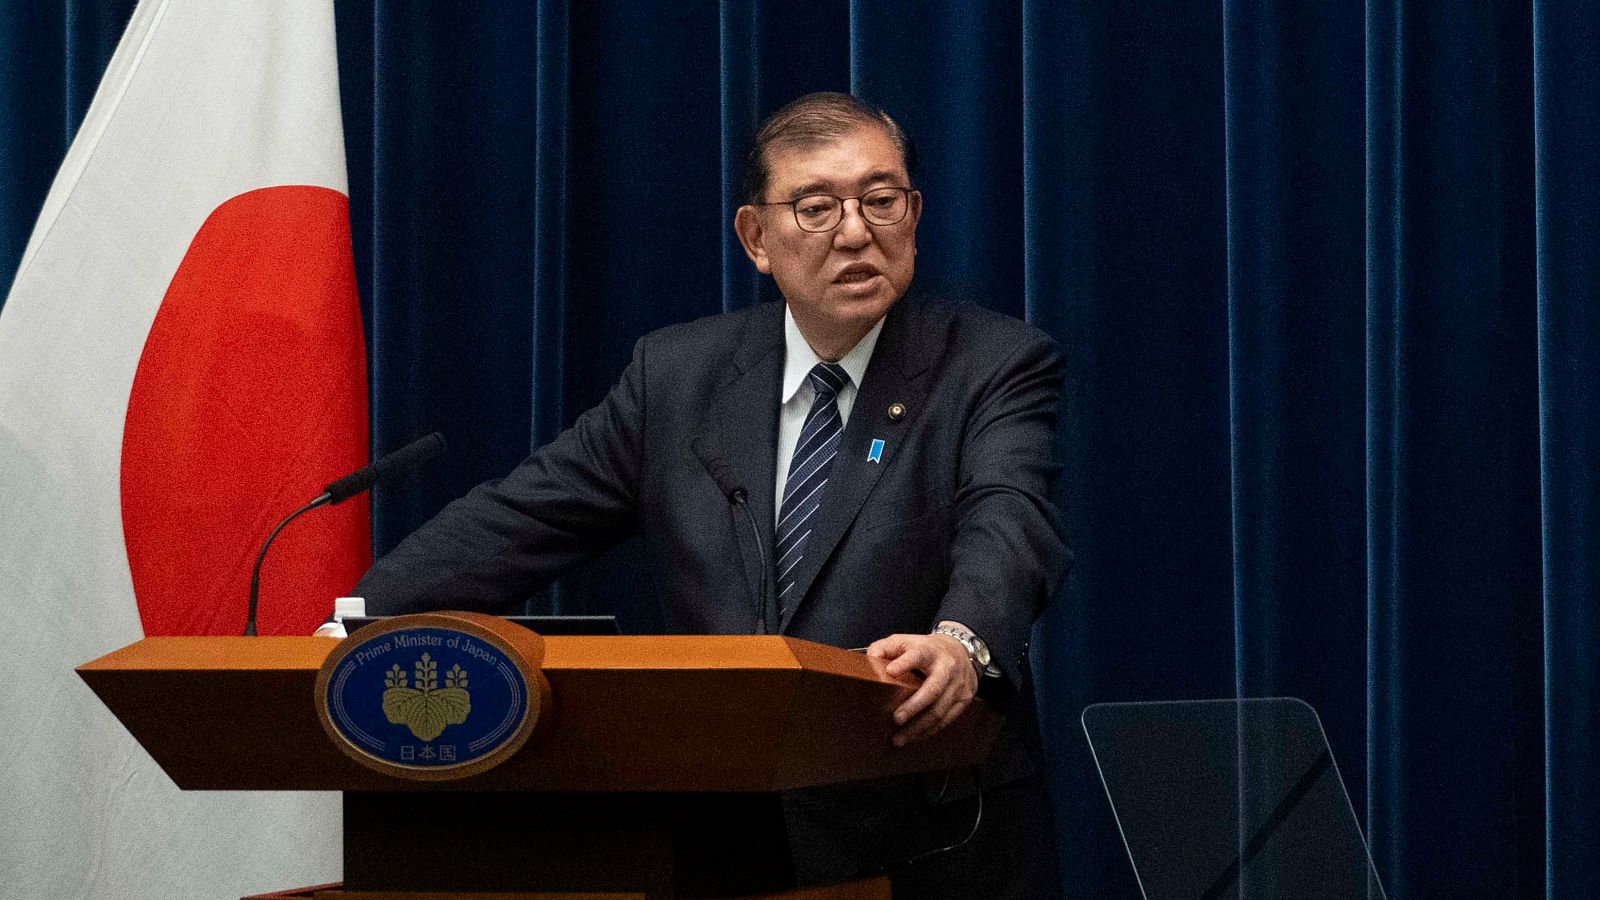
[{"xmin": 784, "ymin": 169, "xmax": 905, "ymax": 200}]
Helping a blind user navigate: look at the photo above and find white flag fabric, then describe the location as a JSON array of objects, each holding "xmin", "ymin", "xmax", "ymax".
[{"xmin": 0, "ymin": 0, "xmax": 369, "ymax": 896}]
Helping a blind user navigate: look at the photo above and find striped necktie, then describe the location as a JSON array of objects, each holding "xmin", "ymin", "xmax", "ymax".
[{"xmin": 775, "ymin": 362, "xmax": 849, "ymax": 614}]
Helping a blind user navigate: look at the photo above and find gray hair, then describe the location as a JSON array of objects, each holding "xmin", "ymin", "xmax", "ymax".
[{"xmin": 742, "ymin": 92, "xmax": 915, "ymax": 204}]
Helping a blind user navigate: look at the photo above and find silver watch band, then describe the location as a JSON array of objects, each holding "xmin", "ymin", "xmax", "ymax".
[{"xmin": 934, "ymin": 625, "xmax": 1001, "ymax": 678}]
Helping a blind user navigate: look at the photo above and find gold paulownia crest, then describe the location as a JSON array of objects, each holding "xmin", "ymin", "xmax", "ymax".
[{"xmin": 382, "ymin": 653, "xmax": 471, "ymax": 742}]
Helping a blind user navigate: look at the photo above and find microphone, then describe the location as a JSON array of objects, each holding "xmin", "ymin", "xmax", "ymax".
[
  {"xmin": 702, "ymin": 453, "xmax": 775, "ymax": 634},
  {"xmin": 322, "ymin": 431, "xmax": 446, "ymax": 505},
  {"xmin": 243, "ymin": 432, "xmax": 447, "ymax": 636}
]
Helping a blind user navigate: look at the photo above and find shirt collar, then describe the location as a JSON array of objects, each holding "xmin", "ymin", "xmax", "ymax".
[{"xmin": 781, "ymin": 305, "xmax": 885, "ymax": 404}]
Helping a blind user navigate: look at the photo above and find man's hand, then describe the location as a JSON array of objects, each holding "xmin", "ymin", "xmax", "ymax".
[{"xmin": 867, "ymin": 632, "xmax": 977, "ymax": 747}]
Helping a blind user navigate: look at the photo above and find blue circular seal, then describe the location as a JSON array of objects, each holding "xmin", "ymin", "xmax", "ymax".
[{"xmin": 316, "ymin": 614, "xmax": 544, "ymax": 779}]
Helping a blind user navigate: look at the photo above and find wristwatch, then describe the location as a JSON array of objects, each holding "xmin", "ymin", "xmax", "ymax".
[{"xmin": 933, "ymin": 622, "xmax": 1002, "ymax": 680}]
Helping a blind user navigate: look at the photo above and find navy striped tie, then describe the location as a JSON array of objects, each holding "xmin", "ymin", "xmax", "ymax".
[{"xmin": 775, "ymin": 362, "xmax": 849, "ymax": 614}]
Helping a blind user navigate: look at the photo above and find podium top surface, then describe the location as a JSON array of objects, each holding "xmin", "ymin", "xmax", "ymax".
[
  {"xmin": 81, "ymin": 634, "xmax": 871, "ymax": 673},
  {"xmin": 79, "ymin": 635, "xmax": 1001, "ymax": 793}
]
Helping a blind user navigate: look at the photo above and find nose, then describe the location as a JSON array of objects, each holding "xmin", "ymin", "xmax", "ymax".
[{"xmin": 832, "ymin": 198, "xmax": 872, "ymax": 249}]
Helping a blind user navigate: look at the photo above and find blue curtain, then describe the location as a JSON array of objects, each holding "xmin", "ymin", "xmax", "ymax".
[{"xmin": 3, "ymin": 1, "xmax": 1596, "ymax": 896}]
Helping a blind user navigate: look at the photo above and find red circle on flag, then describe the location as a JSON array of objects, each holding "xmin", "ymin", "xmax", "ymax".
[{"xmin": 121, "ymin": 185, "xmax": 370, "ymax": 636}]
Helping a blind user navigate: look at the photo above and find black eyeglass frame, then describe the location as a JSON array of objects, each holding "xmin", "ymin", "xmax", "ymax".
[{"xmin": 753, "ymin": 186, "xmax": 918, "ymax": 233}]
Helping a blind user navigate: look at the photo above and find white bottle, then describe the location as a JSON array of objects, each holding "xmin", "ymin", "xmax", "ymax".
[{"xmin": 314, "ymin": 596, "xmax": 366, "ymax": 638}]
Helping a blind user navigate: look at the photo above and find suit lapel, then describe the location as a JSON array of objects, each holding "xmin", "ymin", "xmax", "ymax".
[
  {"xmin": 778, "ymin": 299, "xmax": 939, "ymax": 631},
  {"xmin": 690, "ymin": 302, "xmax": 785, "ymax": 625}
]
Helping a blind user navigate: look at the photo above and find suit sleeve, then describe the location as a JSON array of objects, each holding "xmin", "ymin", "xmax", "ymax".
[
  {"xmin": 352, "ymin": 337, "xmax": 649, "ymax": 615},
  {"xmin": 934, "ymin": 331, "xmax": 1071, "ymax": 690}
]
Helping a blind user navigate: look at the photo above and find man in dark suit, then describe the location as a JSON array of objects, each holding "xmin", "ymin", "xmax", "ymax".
[{"xmin": 347, "ymin": 92, "xmax": 1068, "ymax": 899}]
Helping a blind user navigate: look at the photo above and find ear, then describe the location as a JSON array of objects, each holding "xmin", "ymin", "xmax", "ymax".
[
  {"xmin": 906, "ymin": 190, "xmax": 923, "ymax": 255},
  {"xmin": 734, "ymin": 205, "xmax": 772, "ymax": 274}
]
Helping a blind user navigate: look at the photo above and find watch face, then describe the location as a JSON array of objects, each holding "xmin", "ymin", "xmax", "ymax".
[{"xmin": 975, "ymin": 644, "xmax": 991, "ymax": 666}]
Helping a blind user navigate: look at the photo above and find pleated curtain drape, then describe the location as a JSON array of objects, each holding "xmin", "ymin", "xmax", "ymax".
[{"xmin": 3, "ymin": 1, "xmax": 1595, "ymax": 896}]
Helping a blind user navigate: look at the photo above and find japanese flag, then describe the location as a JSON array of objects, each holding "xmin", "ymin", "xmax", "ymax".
[{"xmin": 0, "ymin": 0, "xmax": 367, "ymax": 896}]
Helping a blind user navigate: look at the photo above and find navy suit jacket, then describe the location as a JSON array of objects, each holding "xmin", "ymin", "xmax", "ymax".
[
  {"xmin": 355, "ymin": 296, "xmax": 1067, "ymax": 690},
  {"xmin": 353, "ymin": 295, "xmax": 1070, "ymax": 885}
]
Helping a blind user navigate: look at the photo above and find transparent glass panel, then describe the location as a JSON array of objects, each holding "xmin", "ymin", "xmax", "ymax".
[{"xmin": 1081, "ymin": 698, "xmax": 1387, "ymax": 900}]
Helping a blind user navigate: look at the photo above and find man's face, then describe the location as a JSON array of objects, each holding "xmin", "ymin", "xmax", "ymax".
[{"xmin": 736, "ymin": 125, "xmax": 922, "ymax": 346}]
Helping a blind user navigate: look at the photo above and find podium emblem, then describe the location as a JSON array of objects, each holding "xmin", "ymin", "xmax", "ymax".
[
  {"xmin": 383, "ymin": 653, "xmax": 471, "ymax": 741},
  {"xmin": 315, "ymin": 612, "xmax": 548, "ymax": 780}
]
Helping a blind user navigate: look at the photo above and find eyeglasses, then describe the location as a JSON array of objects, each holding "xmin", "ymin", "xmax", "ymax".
[{"xmin": 756, "ymin": 187, "xmax": 916, "ymax": 233}]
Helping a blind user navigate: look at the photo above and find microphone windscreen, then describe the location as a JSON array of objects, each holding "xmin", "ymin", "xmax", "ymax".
[
  {"xmin": 324, "ymin": 432, "xmax": 446, "ymax": 504},
  {"xmin": 370, "ymin": 431, "xmax": 446, "ymax": 484}
]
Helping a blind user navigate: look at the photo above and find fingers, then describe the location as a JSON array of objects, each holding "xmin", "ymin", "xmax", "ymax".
[
  {"xmin": 892, "ymin": 651, "xmax": 954, "ymax": 726},
  {"xmin": 866, "ymin": 634, "xmax": 909, "ymax": 660},
  {"xmin": 883, "ymin": 633, "xmax": 978, "ymax": 746},
  {"xmin": 897, "ymin": 694, "xmax": 972, "ymax": 747},
  {"xmin": 893, "ymin": 658, "xmax": 974, "ymax": 746},
  {"xmin": 884, "ymin": 638, "xmax": 939, "ymax": 677},
  {"xmin": 894, "ymin": 677, "xmax": 966, "ymax": 746},
  {"xmin": 866, "ymin": 633, "xmax": 979, "ymax": 746}
]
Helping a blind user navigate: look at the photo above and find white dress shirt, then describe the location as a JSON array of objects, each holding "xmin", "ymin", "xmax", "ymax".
[{"xmin": 774, "ymin": 306, "xmax": 884, "ymax": 526}]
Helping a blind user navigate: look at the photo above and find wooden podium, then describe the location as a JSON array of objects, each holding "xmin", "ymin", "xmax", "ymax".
[{"xmin": 78, "ymin": 634, "xmax": 1001, "ymax": 899}]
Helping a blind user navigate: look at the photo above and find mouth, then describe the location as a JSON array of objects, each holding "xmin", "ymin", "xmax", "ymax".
[{"xmin": 833, "ymin": 264, "xmax": 882, "ymax": 285}]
